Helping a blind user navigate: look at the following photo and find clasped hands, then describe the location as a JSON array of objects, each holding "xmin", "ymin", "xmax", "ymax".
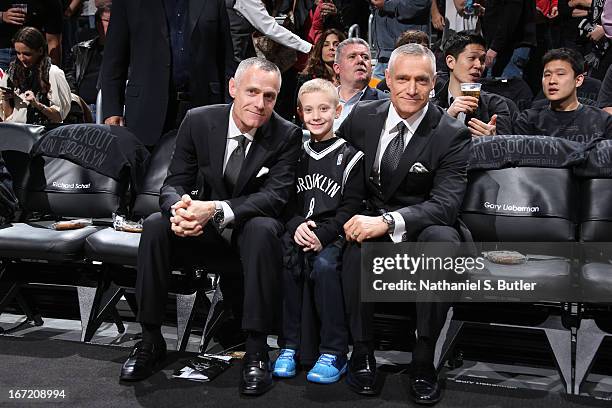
[{"xmin": 170, "ymin": 194, "xmax": 216, "ymax": 237}]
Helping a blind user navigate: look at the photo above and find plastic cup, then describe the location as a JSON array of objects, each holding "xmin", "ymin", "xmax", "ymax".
[
  {"xmin": 460, "ymin": 82, "xmax": 482, "ymax": 99},
  {"xmin": 11, "ymin": 3, "xmax": 28, "ymax": 14}
]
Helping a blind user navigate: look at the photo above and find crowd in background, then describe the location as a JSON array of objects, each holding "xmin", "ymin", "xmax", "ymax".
[{"xmin": 0, "ymin": 0, "xmax": 609, "ymax": 140}]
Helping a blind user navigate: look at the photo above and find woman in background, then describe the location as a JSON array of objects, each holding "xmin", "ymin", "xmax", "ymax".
[
  {"xmin": 300, "ymin": 28, "xmax": 346, "ymax": 86},
  {"xmin": 294, "ymin": 28, "xmax": 346, "ymax": 126},
  {"xmin": 0, "ymin": 26, "xmax": 71, "ymax": 124}
]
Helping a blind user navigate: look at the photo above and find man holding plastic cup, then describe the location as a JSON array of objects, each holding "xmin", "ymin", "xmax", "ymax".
[
  {"xmin": 431, "ymin": 31, "xmax": 514, "ymax": 136},
  {"xmin": 0, "ymin": 0, "xmax": 63, "ymax": 69}
]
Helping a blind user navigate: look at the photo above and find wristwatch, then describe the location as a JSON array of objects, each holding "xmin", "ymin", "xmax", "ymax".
[
  {"xmin": 382, "ymin": 213, "xmax": 395, "ymax": 234},
  {"xmin": 213, "ymin": 201, "xmax": 224, "ymax": 226}
]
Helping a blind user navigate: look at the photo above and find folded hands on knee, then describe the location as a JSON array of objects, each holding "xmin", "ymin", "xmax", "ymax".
[{"xmin": 170, "ymin": 194, "xmax": 215, "ymax": 237}]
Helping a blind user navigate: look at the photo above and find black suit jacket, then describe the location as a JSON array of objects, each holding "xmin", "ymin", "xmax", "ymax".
[
  {"xmin": 160, "ymin": 104, "xmax": 302, "ymax": 228},
  {"xmin": 336, "ymin": 100, "xmax": 471, "ymax": 240},
  {"xmin": 101, "ymin": 0, "xmax": 236, "ymax": 146},
  {"xmin": 361, "ymin": 86, "xmax": 389, "ymax": 101}
]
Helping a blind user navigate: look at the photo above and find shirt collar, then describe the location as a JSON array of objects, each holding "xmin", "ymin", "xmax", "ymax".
[
  {"xmin": 228, "ymin": 104, "xmax": 256, "ymax": 141},
  {"xmin": 447, "ymin": 88, "xmax": 458, "ymax": 107},
  {"xmin": 385, "ymin": 102, "xmax": 429, "ymax": 136},
  {"xmin": 337, "ymin": 85, "xmax": 368, "ymax": 104}
]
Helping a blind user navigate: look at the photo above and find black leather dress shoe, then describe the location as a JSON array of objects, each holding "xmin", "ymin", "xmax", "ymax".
[
  {"xmin": 120, "ymin": 341, "xmax": 167, "ymax": 381},
  {"xmin": 239, "ymin": 353, "xmax": 274, "ymax": 396},
  {"xmin": 345, "ymin": 352, "xmax": 381, "ymax": 396},
  {"xmin": 408, "ymin": 373, "xmax": 442, "ymax": 405}
]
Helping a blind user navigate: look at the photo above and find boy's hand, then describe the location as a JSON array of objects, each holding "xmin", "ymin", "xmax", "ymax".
[{"xmin": 294, "ymin": 220, "xmax": 322, "ymax": 251}]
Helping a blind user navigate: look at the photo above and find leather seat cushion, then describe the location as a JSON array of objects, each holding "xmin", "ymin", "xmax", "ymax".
[
  {"xmin": 0, "ymin": 221, "xmax": 101, "ymax": 262},
  {"xmin": 469, "ymin": 258, "xmax": 572, "ymax": 301},
  {"xmin": 85, "ymin": 227, "xmax": 140, "ymax": 266},
  {"xmin": 581, "ymin": 263, "xmax": 612, "ymax": 302}
]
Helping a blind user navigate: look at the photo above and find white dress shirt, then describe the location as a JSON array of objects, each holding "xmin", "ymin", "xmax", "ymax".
[
  {"xmin": 234, "ymin": 0, "xmax": 312, "ymax": 54},
  {"xmin": 374, "ymin": 103, "xmax": 429, "ymax": 243}
]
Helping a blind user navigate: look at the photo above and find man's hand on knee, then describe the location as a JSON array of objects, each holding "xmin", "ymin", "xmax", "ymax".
[
  {"xmin": 170, "ymin": 195, "xmax": 200, "ymax": 237},
  {"xmin": 344, "ymin": 215, "xmax": 388, "ymax": 243},
  {"xmin": 183, "ymin": 200, "xmax": 215, "ymax": 227},
  {"xmin": 170, "ymin": 212, "xmax": 204, "ymax": 237},
  {"xmin": 169, "ymin": 199, "xmax": 215, "ymax": 237},
  {"xmin": 170, "ymin": 195, "xmax": 191, "ymax": 216}
]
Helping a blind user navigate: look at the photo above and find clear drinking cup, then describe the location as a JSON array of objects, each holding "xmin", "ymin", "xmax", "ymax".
[{"xmin": 460, "ymin": 82, "xmax": 482, "ymax": 100}]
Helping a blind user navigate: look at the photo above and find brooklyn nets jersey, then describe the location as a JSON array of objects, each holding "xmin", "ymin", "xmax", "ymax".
[{"xmin": 296, "ymin": 137, "xmax": 364, "ymax": 222}]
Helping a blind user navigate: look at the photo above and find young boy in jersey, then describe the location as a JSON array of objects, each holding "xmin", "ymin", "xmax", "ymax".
[{"xmin": 273, "ymin": 79, "xmax": 365, "ymax": 384}]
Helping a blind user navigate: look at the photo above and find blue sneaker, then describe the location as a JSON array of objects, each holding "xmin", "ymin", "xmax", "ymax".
[
  {"xmin": 307, "ymin": 354, "xmax": 347, "ymax": 384},
  {"xmin": 273, "ymin": 349, "xmax": 297, "ymax": 378}
]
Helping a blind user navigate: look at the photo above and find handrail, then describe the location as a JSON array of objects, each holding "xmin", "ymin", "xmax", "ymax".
[
  {"xmin": 368, "ymin": 13, "xmax": 374, "ymax": 48},
  {"xmin": 348, "ymin": 24, "xmax": 360, "ymax": 39},
  {"xmin": 95, "ymin": 89, "xmax": 102, "ymax": 124}
]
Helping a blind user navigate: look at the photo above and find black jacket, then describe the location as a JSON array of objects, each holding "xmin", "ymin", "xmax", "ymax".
[
  {"xmin": 65, "ymin": 37, "xmax": 100, "ymax": 94},
  {"xmin": 160, "ymin": 104, "xmax": 302, "ymax": 228},
  {"xmin": 0, "ymin": 151, "xmax": 18, "ymax": 222},
  {"xmin": 481, "ymin": 0, "xmax": 537, "ymax": 52},
  {"xmin": 360, "ymin": 86, "xmax": 389, "ymax": 101},
  {"xmin": 337, "ymin": 100, "xmax": 471, "ymax": 240},
  {"xmin": 431, "ymin": 81, "xmax": 514, "ymax": 135},
  {"xmin": 102, "ymin": 0, "xmax": 236, "ymax": 146}
]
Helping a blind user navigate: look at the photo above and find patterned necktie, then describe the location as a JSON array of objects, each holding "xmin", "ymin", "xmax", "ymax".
[
  {"xmin": 379, "ymin": 122, "xmax": 406, "ymax": 188},
  {"xmin": 224, "ymin": 134, "xmax": 247, "ymax": 193}
]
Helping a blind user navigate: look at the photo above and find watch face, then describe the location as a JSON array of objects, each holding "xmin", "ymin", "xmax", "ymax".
[{"xmin": 214, "ymin": 211, "xmax": 223, "ymax": 224}]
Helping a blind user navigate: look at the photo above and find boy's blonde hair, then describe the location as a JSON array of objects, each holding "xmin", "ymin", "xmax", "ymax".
[{"xmin": 297, "ymin": 78, "xmax": 339, "ymax": 108}]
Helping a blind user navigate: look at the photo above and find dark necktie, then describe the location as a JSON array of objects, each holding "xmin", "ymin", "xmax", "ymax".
[
  {"xmin": 379, "ymin": 122, "xmax": 407, "ymax": 188},
  {"xmin": 224, "ymin": 134, "xmax": 247, "ymax": 193}
]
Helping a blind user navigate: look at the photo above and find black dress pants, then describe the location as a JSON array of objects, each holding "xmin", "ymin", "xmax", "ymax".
[
  {"xmin": 280, "ymin": 241, "xmax": 349, "ymax": 356},
  {"xmin": 135, "ymin": 212, "xmax": 285, "ymax": 333},
  {"xmin": 341, "ymin": 225, "xmax": 460, "ymax": 347}
]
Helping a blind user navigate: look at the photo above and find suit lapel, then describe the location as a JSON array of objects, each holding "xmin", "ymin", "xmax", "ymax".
[
  {"xmin": 362, "ymin": 87, "xmax": 375, "ymax": 101},
  {"xmin": 156, "ymin": 0, "xmax": 170, "ymax": 47},
  {"xmin": 232, "ymin": 118, "xmax": 273, "ymax": 196},
  {"xmin": 384, "ymin": 103, "xmax": 441, "ymax": 201},
  {"xmin": 364, "ymin": 100, "xmax": 391, "ymax": 178},
  {"xmin": 208, "ymin": 104, "xmax": 231, "ymax": 197},
  {"xmin": 436, "ymin": 82, "xmax": 450, "ymax": 109},
  {"xmin": 188, "ymin": 0, "xmax": 206, "ymax": 37}
]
